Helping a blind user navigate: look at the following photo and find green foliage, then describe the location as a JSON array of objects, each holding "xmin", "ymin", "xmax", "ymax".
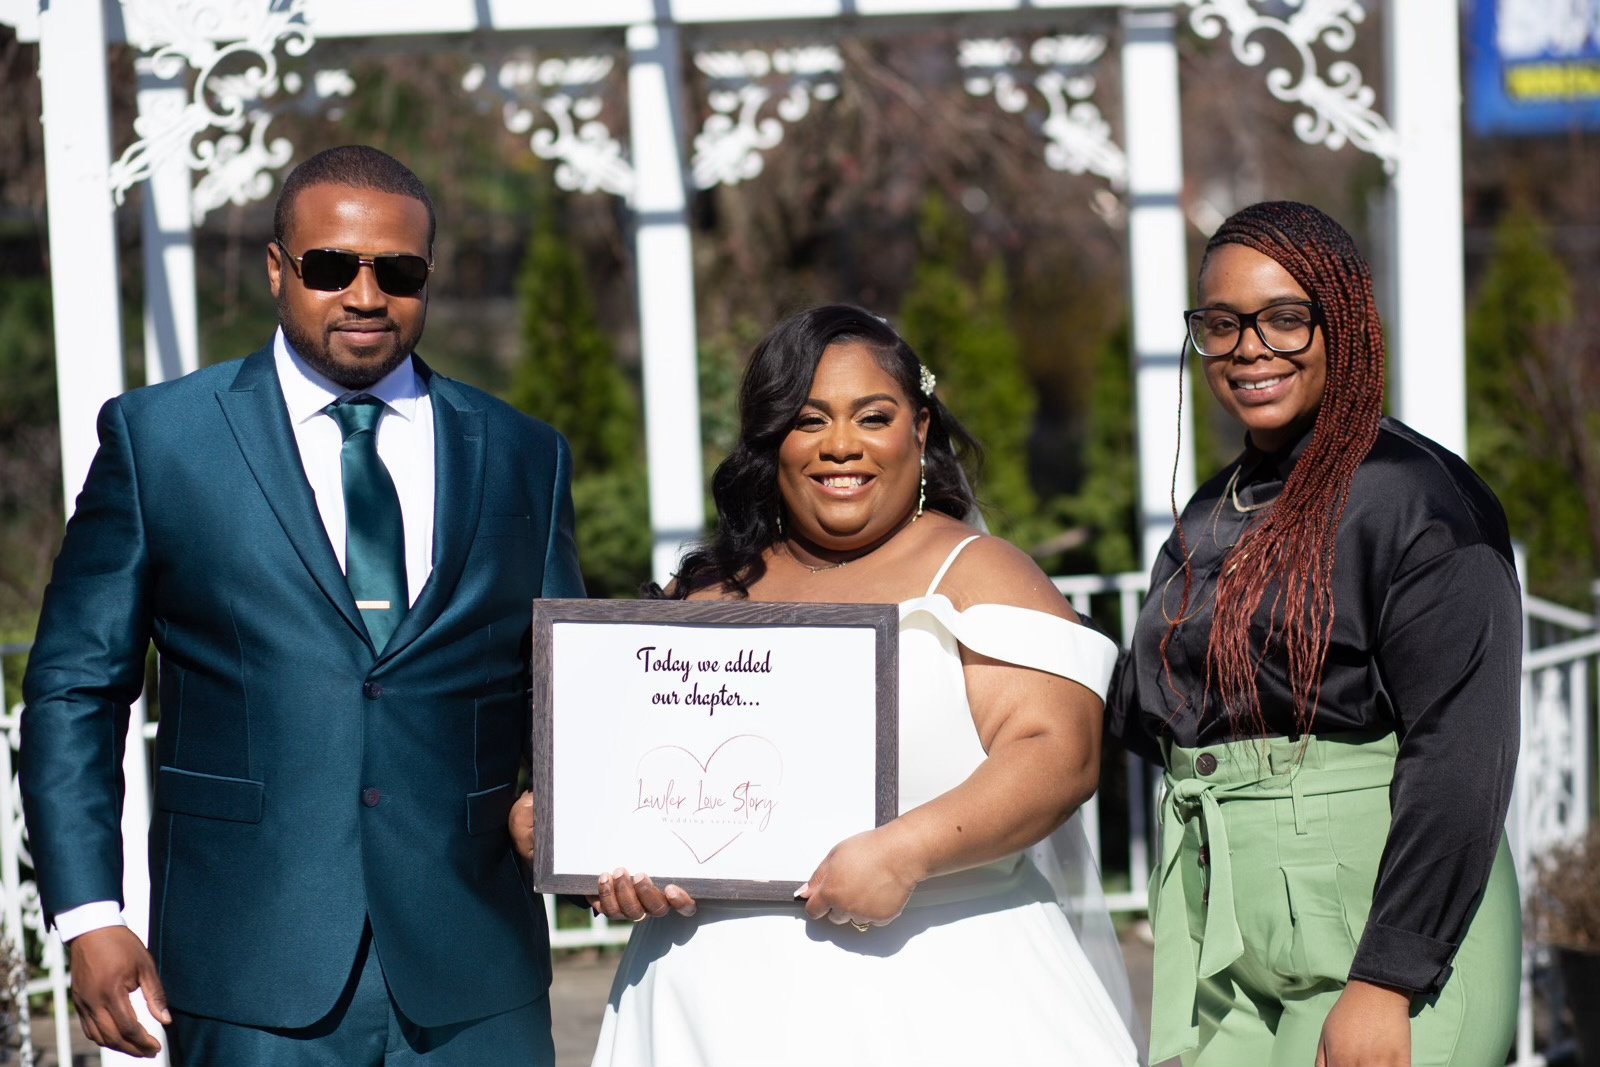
[
  {"xmin": 1467, "ymin": 208, "xmax": 1572, "ymax": 399},
  {"xmin": 696, "ymin": 325, "xmax": 759, "ymax": 530},
  {"xmin": 1465, "ymin": 207, "xmax": 1595, "ymax": 603},
  {"xmin": 505, "ymin": 192, "xmax": 649, "ymax": 597},
  {"xmin": 195, "ymin": 260, "xmax": 278, "ymax": 368},
  {"xmin": 898, "ymin": 194, "xmax": 1037, "ymax": 537},
  {"xmin": 508, "ymin": 193, "xmax": 639, "ymax": 474},
  {"xmin": 0, "ymin": 278, "xmax": 61, "ymax": 642},
  {"xmin": 0, "ymin": 278, "xmax": 55, "ymax": 437},
  {"xmin": 1056, "ymin": 319, "xmax": 1139, "ymax": 576},
  {"xmin": 698, "ymin": 327, "xmax": 752, "ymax": 466},
  {"xmin": 569, "ymin": 470, "xmax": 651, "ymax": 599}
]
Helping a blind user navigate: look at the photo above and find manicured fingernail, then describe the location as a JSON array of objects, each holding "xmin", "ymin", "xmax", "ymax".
[
  {"xmin": 598, "ymin": 874, "xmax": 610, "ymax": 887},
  {"xmin": 793, "ymin": 884, "xmax": 809, "ymax": 899},
  {"xmin": 612, "ymin": 868, "xmax": 627, "ymax": 878},
  {"xmin": 633, "ymin": 872, "xmax": 649, "ymax": 885}
]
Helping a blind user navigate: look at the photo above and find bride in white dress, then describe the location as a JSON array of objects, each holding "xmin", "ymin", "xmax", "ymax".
[{"xmin": 512, "ymin": 306, "xmax": 1141, "ymax": 1067}]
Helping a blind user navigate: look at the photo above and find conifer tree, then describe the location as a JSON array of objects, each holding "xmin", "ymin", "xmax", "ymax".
[
  {"xmin": 1466, "ymin": 206, "xmax": 1595, "ymax": 602},
  {"xmin": 897, "ymin": 194, "xmax": 1037, "ymax": 536},
  {"xmin": 1060, "ymin": 319, "xmax": 1139, "ymax": 576},
  {"xmin": 508, "ymin": 189, "xmax": 638, "ymax": 473},
  {"xmin": 507, "ymin": 190, "xmax": 649, "ymax": 596}
]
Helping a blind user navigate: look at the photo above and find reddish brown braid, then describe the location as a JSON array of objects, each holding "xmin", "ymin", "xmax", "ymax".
[{"xmin": 1165, "ymin": 201, "xmax": 1386, "ymax": 739}]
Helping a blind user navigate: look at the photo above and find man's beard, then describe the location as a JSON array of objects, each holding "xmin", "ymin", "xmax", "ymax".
[{"xmin": 276, "ymin": 287, "xmax": 423, "ymax": 390}]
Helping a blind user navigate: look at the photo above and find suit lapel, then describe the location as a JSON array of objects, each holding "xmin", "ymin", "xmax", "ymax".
[
  {"xmin": 216, "ymin": 347, "xmax": 370, "ymax": 646},
  {"xmin": 376, "ymin": 363, "xmax": 486, "ymax": 665}
]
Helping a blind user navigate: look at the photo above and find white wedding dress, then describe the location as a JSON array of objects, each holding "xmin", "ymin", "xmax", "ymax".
[{"xmin": 591, "ymin": 537, "xmax": 1142, "ymax": 1067}]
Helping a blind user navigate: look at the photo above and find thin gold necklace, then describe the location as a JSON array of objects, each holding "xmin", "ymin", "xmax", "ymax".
[
  {"xmin": 782, "ymin": 508, "xmax": 920, "ymax": 574},
  {"xmin": 1158, "ymin": 465, "xmax": 1268, "ymax": 625},
  {"xmin": 1225, "ymin": 465, "xmax": 1274, "ymax": 514}
]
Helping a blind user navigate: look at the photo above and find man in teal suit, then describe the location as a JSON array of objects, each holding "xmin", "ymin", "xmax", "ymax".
[{"xmin": 21, "ymin": 145, "xmax": 582, "ymax": 1063}]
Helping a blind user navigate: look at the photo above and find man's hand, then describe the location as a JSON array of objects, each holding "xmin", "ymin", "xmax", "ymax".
[
  {"xmin": 1315, "ymin": 979, "xmax": 1411, "ymax": 1067},
  {"xmin": 69, "ymin": 926, "xmax": 171, "ymax": 1057},
  {"xmin": 510, "ymin": 790, "xmax": 535, "ymax": 862}
]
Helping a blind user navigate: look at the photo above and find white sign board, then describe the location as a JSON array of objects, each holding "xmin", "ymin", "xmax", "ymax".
[{"xmin": 531, "ymin": 600, "xmax": 898, "ymax": 900}]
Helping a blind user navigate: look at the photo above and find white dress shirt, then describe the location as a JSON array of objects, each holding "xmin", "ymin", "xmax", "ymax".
[
  {"xmin": 273, "ymin": 328, "xmax": 436, "ymax": 604},
  {"xmin": 55, "ymin": 329, "xmax": 437, "ymax": 942}
]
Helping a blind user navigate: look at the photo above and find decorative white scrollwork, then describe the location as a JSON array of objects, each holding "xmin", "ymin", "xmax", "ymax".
[
  {"xmin": 1185, "ymin": 0, "xmax": 1398, "ymax": 170},
  {"xmin": 960, "ymin": 35, "xmax": 1127, "ymax": 188},
  {"xmin": 690, "ymin": 46, "xmax": 842, "ymax": 190},
  {"xmin": 110, "ymin": 0, "xmax": 335, "ymax": 221},
  {"xmin": 184, "ymin": 66, "xmax": 355, "ymax": 225},
  {"xmin": 463, "ymin": 55, "xmax": 635, "ymax": 201}
]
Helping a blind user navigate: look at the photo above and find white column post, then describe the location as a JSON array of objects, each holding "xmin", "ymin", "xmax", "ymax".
[
  {"xmin": 1121, "ymin": 7, "xmax": 1194, "ymax": 568},
  {"xmin": 136, "ymin": 60, "xmax": 200, "ymax": 386},
  {"xmin": 38, "ymin": 0, "xmax": 128, "ymax": 511},
  {"xmin": 1386, "ymin": 0, "xmax": 1467, "ymax": 457},
  {"xmin": 38, "ymin": 9, "xmax": 165, "ymax": 1063},
  {"xmin": 628, "ymin": 20, "xmax": 707, "ymax": 585}
]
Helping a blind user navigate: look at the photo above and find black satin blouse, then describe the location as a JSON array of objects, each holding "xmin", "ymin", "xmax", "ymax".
[{"xmin": 1106, "ymin": 416, "xmax": 1522, "ymax": 995}]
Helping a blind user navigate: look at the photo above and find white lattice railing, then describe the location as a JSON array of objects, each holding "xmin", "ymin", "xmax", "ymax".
[
  {"xmin": 1511, "ymin": 588, "xmax": 1600, "ymax": 1067},
  {"xmin": 3, "ymin": 576, "xmax": 1597, "ymax": 1064}
]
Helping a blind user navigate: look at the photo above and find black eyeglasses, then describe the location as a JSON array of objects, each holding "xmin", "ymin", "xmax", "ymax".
[
  {"xmin": 274, "ymin": 239, "xmax": 433, "ymax": 297},
  {"xmin": 1184, "ymin": 301, "xmax": 1323, "ymax": 358}
]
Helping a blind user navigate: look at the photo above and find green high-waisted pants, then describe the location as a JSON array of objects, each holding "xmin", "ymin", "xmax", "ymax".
[{"xmin": 1149, "ymin": 732, "xmax": 1521, "ymax": 1067}]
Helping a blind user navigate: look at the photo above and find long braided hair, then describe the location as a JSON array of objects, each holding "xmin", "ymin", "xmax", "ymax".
[{"xmin": 1163, "ymin": 201, "xmax": 1386, "ymax": 738}]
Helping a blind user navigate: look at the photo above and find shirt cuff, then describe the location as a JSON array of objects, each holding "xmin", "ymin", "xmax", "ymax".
[
  {"xmin": 1349, "ymin": 921, "xmax": 1456, "ymax": 995},
  {"xmin": 53, "ymin": 901, "xmax": 127, "ymax": 943}
]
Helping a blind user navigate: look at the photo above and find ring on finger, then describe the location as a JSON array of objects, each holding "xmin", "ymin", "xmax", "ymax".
[{"xmin": 850, "ymin": 920, "xmax": 870, "ymax": 932}]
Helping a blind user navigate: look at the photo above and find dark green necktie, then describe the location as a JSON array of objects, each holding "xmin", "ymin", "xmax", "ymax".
[{"xmin": 328, "ymin": 396, "xmax": 408, "ymax": 650}]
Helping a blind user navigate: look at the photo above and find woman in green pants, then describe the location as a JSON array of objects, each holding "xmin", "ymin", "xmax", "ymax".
[{"xmin": 1107, "ymin": 201, "xmax": 1522, "ymax": 1067}]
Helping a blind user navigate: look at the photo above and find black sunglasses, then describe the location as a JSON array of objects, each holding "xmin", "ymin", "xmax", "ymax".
[{"xmin": 274, "ymin": 239, "xmax": 433, "ymax": 297}]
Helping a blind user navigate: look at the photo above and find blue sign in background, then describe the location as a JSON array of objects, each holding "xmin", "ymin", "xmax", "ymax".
[{"xmin": 1469, "ymin": 0, "xmax": 1600, "ymax": 134}]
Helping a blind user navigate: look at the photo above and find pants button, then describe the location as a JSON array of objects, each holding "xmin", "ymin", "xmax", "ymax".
[
  {"xmin": 361, "ymin": 787, "xmax": 381, "ymax": 808},
  {"xmin": 1196, "ymin": 753, "xmax": 1219, "ymax": 776}
]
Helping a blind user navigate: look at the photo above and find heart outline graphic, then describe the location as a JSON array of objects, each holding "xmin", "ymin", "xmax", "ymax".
[{"xmin": 635, "ymin": 734, "xmax": 784, "ymax": 866}]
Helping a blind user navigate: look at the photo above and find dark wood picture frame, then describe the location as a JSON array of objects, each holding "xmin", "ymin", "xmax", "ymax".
[{"xmin": 530, "ymin": 598, "xmax": 899, "ymax": 901}]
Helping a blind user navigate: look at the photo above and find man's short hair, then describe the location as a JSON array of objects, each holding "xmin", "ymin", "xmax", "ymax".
[{"xmin": 274, "ymin": 145, "xmax": 436, "ymax": 249}]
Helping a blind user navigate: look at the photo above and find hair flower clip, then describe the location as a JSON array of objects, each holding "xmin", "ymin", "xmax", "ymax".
[{"xmin": 919, "ymin": 364, "xmax": 937, "ymax": 397}]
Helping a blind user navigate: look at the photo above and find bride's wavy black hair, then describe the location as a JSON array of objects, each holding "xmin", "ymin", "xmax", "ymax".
[{"xmin": 666, "ymin": 304, "xmax": 982, "ymax": 598}]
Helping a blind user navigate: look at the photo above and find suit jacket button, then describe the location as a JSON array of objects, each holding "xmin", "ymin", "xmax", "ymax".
[
  {"xmin": 1195, "ymin": 753, "xmax": 1219, "ymax": 776},
  {"xmin": 363, "ymin": 682, "xmax": 383, "ymax": 699},
  {"xmin": 361, "ymin": 787, "xmax": 381, "ymax": 808}
]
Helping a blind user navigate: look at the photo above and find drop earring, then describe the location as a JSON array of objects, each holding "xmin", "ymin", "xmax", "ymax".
[
  {"xmin": 776, "ymin": 510, "xmax": 785, "ymax": 537},
  {"xmin": 914, "ymin": 453, "xmax": 926, "ymax": 522}
]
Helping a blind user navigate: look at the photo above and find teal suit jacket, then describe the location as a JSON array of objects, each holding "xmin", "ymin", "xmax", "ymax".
[{"xmin": 21, "ymin": 346, "xmax": 584, "ymax": 1029}]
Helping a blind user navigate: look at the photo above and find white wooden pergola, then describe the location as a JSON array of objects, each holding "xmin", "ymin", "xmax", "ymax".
[{"xmin": 1, "ymin": 1, "xmax": 1476, "ymax": 1064}]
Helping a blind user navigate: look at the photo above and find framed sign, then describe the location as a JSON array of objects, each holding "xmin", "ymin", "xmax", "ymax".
[{"xmin": 530, "ymin": 599, "xmax": 899, "ymax": 901}]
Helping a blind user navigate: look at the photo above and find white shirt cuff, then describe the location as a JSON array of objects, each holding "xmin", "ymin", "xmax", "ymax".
[{"xmin": 53, "ymin": 901, "xmax": 127, "ymax": 942}]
